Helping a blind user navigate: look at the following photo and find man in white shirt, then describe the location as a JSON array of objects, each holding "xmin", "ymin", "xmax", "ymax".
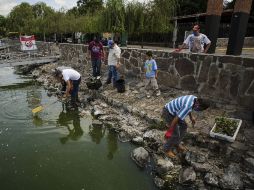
[
  {"xmin": 176, "ymin": 25, "xmax": 211, "ymax": 53},
  {"xmin": 106, "ymin": 40, "xmax": 121, "ymax": 87},
  {"xmin": 55, "ymin": 68, "xmax": 81, "ymax": 107}
]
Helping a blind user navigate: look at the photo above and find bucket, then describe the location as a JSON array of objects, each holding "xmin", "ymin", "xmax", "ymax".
[
  {"xmin": 115, "ymin": 79, "xmax": 125, "ymax": 93},
  {"xmin": 86, "ymin": 78, "xmax": 102, "ymax": 90}
]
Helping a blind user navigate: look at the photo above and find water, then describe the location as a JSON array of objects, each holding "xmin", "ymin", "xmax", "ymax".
[{"xmin": 0, "ymin": 67, "xmax": 157, "ymax": 190}]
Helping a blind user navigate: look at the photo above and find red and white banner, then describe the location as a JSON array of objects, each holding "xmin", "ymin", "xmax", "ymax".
[{"xmin": 20, "ymin": 35, "xmax": 37, "ymax": 51}]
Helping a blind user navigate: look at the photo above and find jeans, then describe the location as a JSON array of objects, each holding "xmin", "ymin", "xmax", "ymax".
[
  {"xmin": 92, "ymin": 59, "xmax": 102, "ymax": 77},
  {"xmin": 162, "ymin": 107, "xmax": 188, "ymax": 152},
  {"xmin": 71, "ymin": 77, "xmax": 81, "ymax": 105},
  {"xmin": 107, "ymin": 65, "xmax": 118, "ymax": 86}
]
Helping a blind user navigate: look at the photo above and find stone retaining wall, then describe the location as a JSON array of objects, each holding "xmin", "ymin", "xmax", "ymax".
[
  {"xmin": 216, "ymin": 37, "xmax": 254, "ymax": 47},
  {"xmin": 40, "ymin": 42, "xmax": 254, "ymax": 111}
]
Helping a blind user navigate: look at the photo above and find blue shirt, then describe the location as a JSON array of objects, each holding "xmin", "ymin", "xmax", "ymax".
[
  {"xmin": 165, "ymin": 95, "xmax": 197, "ymax": 120},
  {"xmin": 144, "ymin": 59, "xmax": 157, "ymax": 78}
]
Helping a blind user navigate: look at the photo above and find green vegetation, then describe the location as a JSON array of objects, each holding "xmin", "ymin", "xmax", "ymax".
[
  {"xmin": 214, "ymin": 117, "xmax": 238, "ymax": 137},
  {"xmin": 0, "ymin": 0, "xmax": 177, "ymax": 39}
]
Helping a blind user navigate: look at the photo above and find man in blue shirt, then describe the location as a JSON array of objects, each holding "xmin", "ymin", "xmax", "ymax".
[{"xmin": 162, "ymin": 95, "xmax": 209, "ymax": 158}]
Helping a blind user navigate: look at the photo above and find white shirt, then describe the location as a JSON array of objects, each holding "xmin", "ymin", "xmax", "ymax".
[
  {"xmin": 108, "ymin": 44, "xmax": 121, "ymax": 66},
  {"xmin": 62, "ymin": 69, "xmax": 81, "ymax": 82},
  {"xmin": 184, "ymin": 33, "xmax": 211, "ymax": 53}
]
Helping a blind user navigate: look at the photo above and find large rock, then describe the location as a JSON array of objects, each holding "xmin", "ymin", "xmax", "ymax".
[
  {"xmin": 191, "ymin": 162, "xmax": 212, "ymax": 173},
  {"xmin": 154, "ymin": 176, "xmax": 165, "ymax": 189},
  {"xmin": 131, "ymin": 147, "xmax": 149, "ymax": 167},
  {"xmin": 185, "ymin": 151, "xmax": 208, "ymax": 164},
  {"xmin": 220, "ymin": 164, "xmax": 243, "ymax": 189},
  {"xmin": 155, "ymin": 157, "xmax": 174, "ymax": 175},
  {"xmin": 175, "ymin": 58, "xmax": 194, "ymax": 77},
  {"xmin": 204, "ymin": 172, "xmax": 219, "ymax": 187},
  {"xmin": 198, "ymin": 55, "xmax": 213, "ymax": 82},
  {"xmin": 180, "ymin": 75, "xmax": 198, "ymax": 91},
  {"xmin": 244, "ymin": 157, "xmax": 254, "ymax": 173},
  {"xmin": 180, "ymin": 167, "xmax": 196, "ymax": 184}
]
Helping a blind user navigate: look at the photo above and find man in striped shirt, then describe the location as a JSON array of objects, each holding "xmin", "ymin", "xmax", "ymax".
[{"xmin": 162, "ymin": 95, "xmax": 209, "ymax": 158}]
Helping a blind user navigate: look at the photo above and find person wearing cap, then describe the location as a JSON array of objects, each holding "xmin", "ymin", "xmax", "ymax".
[
  {"xmin": 105, "ymin": 40, "xmax": 121, "ymax": 87},
  {"xmin": 162, "ymin": 95, "xmax": 210, "ymax": 158},
  {"xmin": 176, "ymin": 25, "xmax": 211, "ymax": 53},
  {"xmin": 88, "ymin": 36, "xmax": 104, "ymax": 77},
  {"xmin": 55, "ymin": 68, "xmax": 81, "ymax": 108}
]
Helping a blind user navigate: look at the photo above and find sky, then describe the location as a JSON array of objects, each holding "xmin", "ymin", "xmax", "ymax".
[{"xmin": 0, "ymin": 0, "xmax": 147, "ymax": 16}]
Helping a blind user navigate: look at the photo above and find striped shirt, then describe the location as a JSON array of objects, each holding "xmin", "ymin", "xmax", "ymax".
[{"xmin": 165, "ymin": 95, "xmax": 197, "ymax": 120}]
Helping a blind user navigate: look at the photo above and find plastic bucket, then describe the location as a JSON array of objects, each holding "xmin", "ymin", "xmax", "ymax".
[{"xmin": 115, "ymin": 79, "xmax": 125, "ymax": 93}]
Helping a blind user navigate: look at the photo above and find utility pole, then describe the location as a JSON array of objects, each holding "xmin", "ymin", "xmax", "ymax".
[
  {"xmin": 226, "ymin": 0, "xmax": 253, "ymax": 55},
  {"xmin": 205, "ymin": 0, "xmax": 223, "ymax": 54}
]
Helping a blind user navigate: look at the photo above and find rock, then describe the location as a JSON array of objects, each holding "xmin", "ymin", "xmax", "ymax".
[
  {"xmin": 154, "ymin": 176, "xmax": 165, "ymax": 189},
  {"xmin": 185, "ymin": 151, "xmax": 208, "ymax": 164},
  {"xmin": 143, "ymin": 129, "xmax": 164, "ymax": 144},
  {"xmin": 92, "ymin": 105, "xmax": 105, "ymax": 117},
  {"xmin": 180, "ymin": 167, "xmax": 196, "ymax": 184},
  {"xmin": 164, "ymin": 165, "xmax": 182, "ymax": 189},
  {"xmin": 80, "ymin": 110, "xmax": 92, "ymax": 118},
  {"xmin": 244, "ymin": 157, "xmax": 254, "ymax": 172},
  {"xmin": 247, "ymin": 151, "xmax": 254, "ymax": 158},
  {"xmin": 131, "ymin": 147, "xmax": 149, "ymax": 168},
  {"xmin": 32, "ymin": 70, "xmax": 40, "ymax": 78},
  {"xmin": 143, "ymin": 129, "xmax": 164, "ymax": 151},
  {"xmin": 92, "ymin": 120, "xmax": 103, "ymax": 127},
  {"xmin": 204, "ymin": 173, "xmax": 219, "ymax": 187},
  {"xmin": 220, "ymin": 164, "xmax": 243, "ymax": 189},
  {"xmin": 118, "ymin": 131, "xmax": 132, "ymax": 142},
  {"xmin": 131, "ymin": 137, "xmax": 144, "ymax": 145},
  {"xmin": 155, "ymin": 157, "xmax": 174, "ymax": 175},
  {"xmin": 191, "ymin": 162, "xmax": 212, "ymax": 173}
]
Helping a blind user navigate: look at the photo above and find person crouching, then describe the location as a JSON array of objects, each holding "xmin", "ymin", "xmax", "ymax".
[{"xmin": 55, "ymin": 68, "xmax": 81, "ymax": 108}]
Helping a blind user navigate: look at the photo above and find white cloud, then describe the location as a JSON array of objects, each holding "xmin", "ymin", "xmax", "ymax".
[{"xmin": 0, "ymin": 0, "xmax": 18, "ymax": 16}]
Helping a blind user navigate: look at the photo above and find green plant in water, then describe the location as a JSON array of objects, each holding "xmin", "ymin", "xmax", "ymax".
[{"xmin": 214, "ymin": 117, "xmax": 238, "ymax": 137}]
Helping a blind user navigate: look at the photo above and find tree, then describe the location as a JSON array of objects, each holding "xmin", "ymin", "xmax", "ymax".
[
  {"xmin": 102, "ymin": 0, "xmax": 125, "ymax": 32},
  {"xmin": 7, "ymin": 2, "xmax": 34, "ymax": 34},
  {"xmin": 0, "ymin": 15, "xmax": 7, "ymax": 36},
  {"xmin": 77, "ymin": 0, "xmax": 104, "ymax": 15},
  {"xmin": 177, "ymin": 0, "xmax": 207, "ymax": 16}
]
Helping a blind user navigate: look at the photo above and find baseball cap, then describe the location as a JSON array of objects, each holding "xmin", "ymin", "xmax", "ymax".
[{"xmin": 108, "ymin": 40, "xmax": 114, "ymax": 48}]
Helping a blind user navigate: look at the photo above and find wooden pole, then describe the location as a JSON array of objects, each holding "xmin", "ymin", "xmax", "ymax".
[
  {"xmin": 226, "ymin": 0, "xmax": 253, "ymax": 55},
  {"xmin": 205, "ymin": 0, "xmax": 223, "ymax": 54}
]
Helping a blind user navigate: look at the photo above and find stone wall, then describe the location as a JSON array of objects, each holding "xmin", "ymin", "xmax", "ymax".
[
  {"xmin": 41, "ymin": 42, "xmax": 254, "ymax": 111},
  {"xmin": 216, "ymin": 37, "xmax": 254, "ymax": 47}
]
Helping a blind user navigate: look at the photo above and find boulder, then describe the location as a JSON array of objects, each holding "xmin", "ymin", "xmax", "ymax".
[
  {"xmin": 155, "ymin": 157, "xmax": 174, "ymax": 175},
  {"xmin": 131, "ymin": 147, "xmax": 149, "ymax": 167},
  {"xmin": 204, "ymin": 173, "xmax": 219, "ymax": 187},
  {"xmin": 180, "ymin": 167, "xmax": 196, "ymax": 184},
  {"xmin": 185, "ymin": 151, "xmax": 208, "ymax": 164},
  {"xmin": 154, "ymin": 176, "xmax": 165, "ymax": 189},
  {"xmin": 191, "ymin": 162, "xmax": 212, "ymax": 173},
  {"xmin": 220, "ymin": 164, "xmax": 243, "ymax": 189}
]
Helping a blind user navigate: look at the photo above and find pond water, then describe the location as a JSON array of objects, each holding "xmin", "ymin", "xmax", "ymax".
[{"xmin": 0, "ymin": 67, "xmax": 157, "ymax": 190}]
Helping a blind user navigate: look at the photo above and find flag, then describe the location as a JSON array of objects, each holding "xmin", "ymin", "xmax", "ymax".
[{"xmin": 20, "ymin": 35, "xmax": 37, "ymax": 51}]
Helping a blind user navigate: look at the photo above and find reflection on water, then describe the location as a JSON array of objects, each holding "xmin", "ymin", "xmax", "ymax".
[
  {"xmin": 57, "ymin": 104, "xmax": 84, "ymax": 144},
  {"xmin": 0, "ymin": 67, "xmax": 157, "ymax": 190},
  {"xmin": 106, "ymin": 130, "xmax": 118, "ymax": 160}
]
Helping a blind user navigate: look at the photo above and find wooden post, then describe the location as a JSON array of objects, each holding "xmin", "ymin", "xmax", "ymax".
[
  {"xmin": 226, "ymin": 0, "xmax": 253, "ymax": 55},
  {"xmin": 205, "ymin": 0, "xmax": 223, "ymax": 54}
]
